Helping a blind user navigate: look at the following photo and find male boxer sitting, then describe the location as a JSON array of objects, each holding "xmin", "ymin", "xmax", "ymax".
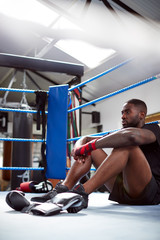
[{"xmin": 33, "ymin": 99, "xmax": 160, "ymax": 209}]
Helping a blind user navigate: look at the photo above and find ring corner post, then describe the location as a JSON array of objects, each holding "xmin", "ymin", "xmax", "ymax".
[{"xmin": 46, "ymin": 84, "xmax": 68, "ymax": 180}]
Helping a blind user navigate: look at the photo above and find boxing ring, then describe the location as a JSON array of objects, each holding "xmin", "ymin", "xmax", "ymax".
[
  {"xmin": 0, "ymin": 54, "xmax": 160, "ymax": 240},
  {"xmin": 0, "ymin": 54, "xmax": 159, "ymax": 182}
]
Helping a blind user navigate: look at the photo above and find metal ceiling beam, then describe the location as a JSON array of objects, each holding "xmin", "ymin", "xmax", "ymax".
[
  {"xmin": 0, "ymin": 53, "xmax": 84, "ymax": 77},
  {"xmin": 38, "ymin": 0, "xmax": 78, "ymax": 24},
  {"xmin": 26, "ymin": 71, "xmax": 42, "ymax": 90},
  {"xmin": 29, "ymin": 70, "xmax": 58, "ymax": 85},
  {"xmin": 35, "ymin": 39, "xmax": 58, "ymax": 58},
  {"xmin": 0, "ymin": 68, "xmax": 14, "ymax": 85},
  {"xmin": 111, "ymin": 0, "xmax": 145, "ymax": 19},
  {"xmin": 101, "ymin": 0, "xmax": 116, "ymax": 12}
]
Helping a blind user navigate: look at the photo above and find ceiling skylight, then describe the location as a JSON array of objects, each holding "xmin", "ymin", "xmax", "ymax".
[
  {"xmin": 0, "ymin": 0, "xmax": 58, "ymax": 26},
  {"xmin": 53, "ymin": 17, "xmax": 116, "ymax": 68},
  {"xmin": 55, "ymin": 39, "xmax": 116, "ymax": 68}
]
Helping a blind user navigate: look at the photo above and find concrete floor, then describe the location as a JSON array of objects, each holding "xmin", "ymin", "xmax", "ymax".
[{"xmin": 0, "ymin": 191, "xmax": 160, "ymax": 240}]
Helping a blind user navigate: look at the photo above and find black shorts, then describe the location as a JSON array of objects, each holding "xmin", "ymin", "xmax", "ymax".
[{"xmin": 109, "ymin": 173, "xmax": 160, "ymax": 205}]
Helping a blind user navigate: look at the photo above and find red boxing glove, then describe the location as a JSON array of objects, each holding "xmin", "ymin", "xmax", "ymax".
[{"xmin": 75, "ymin": 139, "xmax": 97, "ymax": 156}]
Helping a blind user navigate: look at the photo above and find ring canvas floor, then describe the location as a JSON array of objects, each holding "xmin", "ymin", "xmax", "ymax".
[{"xmin": 0, "ymin": 191, "xmax": 160, "ymax": 240}]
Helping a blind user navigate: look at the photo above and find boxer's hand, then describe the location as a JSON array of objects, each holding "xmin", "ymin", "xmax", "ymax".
[{"xmin": 74, "ymin": 139, "xmax": 97, "ymax": 157}]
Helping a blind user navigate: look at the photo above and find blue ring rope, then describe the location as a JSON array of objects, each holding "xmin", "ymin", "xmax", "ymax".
[
  {"xmin": 68, "ymin": 75, "xmax": 158, "ymax": 113},
  {"xmin": 69, "ymin": 58, "xmax": 133, "ymax": 91},
  {"xmin": 0, "ymin": 107, "xmax": 48, "ymax": 114},
  {"xmin": 0, "ymin": 166, "xmax": 95, "ymax": 172},
  {"xmin": 66, "ymin": 167, "xmax": 96, "ymax": 172},
  {"xmin": 0, "ymin": 88, "xmax": 38, "ymax": 93},
  {"xmin": 67, "ymin": 120, "xmax": 160, "ymax": 142},
  {"xmin": 0, "ymin": 138, "xmax": 45, "ymax": 142},
  {"xmin": 0, "ymin": 167, "xmax": 44, "ymax": 170}
]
